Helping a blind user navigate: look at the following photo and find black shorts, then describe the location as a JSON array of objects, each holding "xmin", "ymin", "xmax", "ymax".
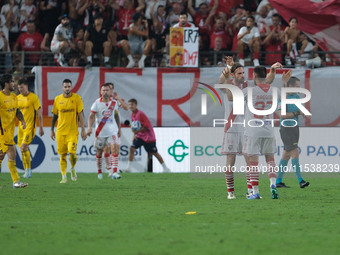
[
  {"xmin": 280, "ymin": 126, "xmax": 299, "ymax": 152},
  {"xmin": 132, "ymin": 138, "xmax": 158, "ymax": 153},
  {"xmin": 92, "ymin": 41, "xmax": 105, "ymax": 54}
]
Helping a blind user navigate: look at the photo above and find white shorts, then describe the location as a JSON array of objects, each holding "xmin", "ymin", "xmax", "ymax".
[
  {"xmin": 50, "ymin": 41, "xmax": 71, "ymax": 54},
  {"xmin": 242, "ymin": 136, "xmax": 277, "ymax": 156},
  {"xmin": 221, "ymin": 132, "xmax": 244, "ymax": 155},
  {"xmin": 94, "ymin": 134, "xmax": 121, "ymax": 149}
]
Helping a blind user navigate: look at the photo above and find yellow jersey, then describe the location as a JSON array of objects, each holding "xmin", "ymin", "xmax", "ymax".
[
  {"xmin": 17, "ymin": 92, "xmax": 41, "ymax": 131},
  {"xmin": 52, "ymin": 93, "xmax": 84, "ymax": 136},
  {"xmin": 0, "ymin": 91, "xmax": 18, "ymax": 138}
]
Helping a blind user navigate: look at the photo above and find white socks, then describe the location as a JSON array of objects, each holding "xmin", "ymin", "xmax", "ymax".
[
  {"xmin": 87, "ymin": 56, "xmax": 92, "ymax": 63},
  {"xmin": 104, "ymin": 56, "xmax": 109, "ymax": 62},
  {"xmin": 127, "ymin": 54, "xmax": 134, "ymax": 62},
  {"xmin": 140, "ymin": 54, "xmax": 146, "ymax": 62},
  {"xmin": 253, "ymin": 186, "xmax": 259, "ymax": 194}
]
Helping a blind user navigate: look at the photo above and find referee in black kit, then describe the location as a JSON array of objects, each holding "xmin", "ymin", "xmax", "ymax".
[{"xmin": 84, "ymin": 12, "xmax": 115, "ymax": 69}]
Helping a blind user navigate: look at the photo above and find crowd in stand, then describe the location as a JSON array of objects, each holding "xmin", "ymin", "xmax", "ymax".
[{"xmin": 0, "ymin": 0, "xmax": 337, "ymax": 70}]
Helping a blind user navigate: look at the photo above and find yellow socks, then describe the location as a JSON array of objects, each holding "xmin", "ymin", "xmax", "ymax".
[
  {"xmin": 21, "ymin": 149, "xmax": 31, "ymax": 170},
  {"xmin": 60, "ymin": 154, "xmax": 67, "ymax": 176},
  {"xmin": 8, "ymin": 159, "xmax": 19, "ymax": 183},
  {"xmin": 69, "ymin": 153, "xmax": 77, "ymax": 168}
]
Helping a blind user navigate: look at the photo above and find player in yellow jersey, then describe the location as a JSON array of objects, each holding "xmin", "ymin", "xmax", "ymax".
[
  {"xmin": 50, "ymin": 79, "xmax": 87, "ymax": 183},
  {"xmin": 17, "ymin": 79, "xmax": 44, "ymax": 178},
  {"xmin": 0, "ymin": 74, "xmax": 28, "ymax": 188}
]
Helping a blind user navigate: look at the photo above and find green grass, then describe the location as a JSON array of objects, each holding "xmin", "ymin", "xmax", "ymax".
[{"xmin": 0, "ymin": 173, "xmax": 339, "ymax": 255}]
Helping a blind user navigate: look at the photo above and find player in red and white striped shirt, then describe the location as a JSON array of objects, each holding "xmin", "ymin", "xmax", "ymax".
[
  {"xmin": 219, "ymin": 61, "xmax": 253, "ymax": 200},
  {"xmin": 86, "ymin": 83, "xmax": 122, "ymax": 180},
  {"xmin": 104, "ymin": 82, "xmax": 128, "ymax": 177}
]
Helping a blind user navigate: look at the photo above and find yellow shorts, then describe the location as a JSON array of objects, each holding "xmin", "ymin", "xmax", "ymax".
[
  {"xmin": 0, "ymin": 133, "xmax": 15, "ymax": 153},
  {"xmin": 17, "ymin": 127, "xmax": 36, "ymax": 147},
  {"xmin": 56, "ymin": 133, "xmax": 78, "ymax": 154},
  {"xmin": 0, "ymin": 138, "xmax": 8, "ymax": 153}
]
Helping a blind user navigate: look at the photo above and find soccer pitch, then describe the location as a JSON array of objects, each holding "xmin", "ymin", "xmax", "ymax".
[{"xmin": 0, "ymin": 173, "xmax": 339, "ymax": 255}]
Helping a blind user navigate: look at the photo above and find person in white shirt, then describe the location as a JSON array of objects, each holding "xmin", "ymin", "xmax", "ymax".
[
  {"xmin": 1, "ymin": 0, "xmax": 20, "ymax": 46},
  {"xmin": 144, "ymin": 0, "xmax": 167, "ymax": 20},
  {"xmin": 254, "ymin": 6, "xmax": 272, "ymax": 38},
  {"xmin": 50, "ymin": 14, "xmax": 75, "ymax": 67},
  {"xmin": 226, "ymin": 65, "xmax": 281, "ymax": 200},
  {"xmin": 19, "ymin": 0, "xmax": 36, "ymax": 32},
  {"xmin": 87, "ymin": 83, "xmax": 122, "ymax": 180},
  {"xmin": 237, "ymin": 16, "xmax": 260, "ymax": 67}
]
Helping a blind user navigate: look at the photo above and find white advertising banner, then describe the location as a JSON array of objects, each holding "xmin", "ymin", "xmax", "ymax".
[
  {"xmin": 169, "ymin": 27, "xmax": 199, "ymax": 67},
  {"xmin": 152, "ymin": 128, "xmax": 190, "ymax": 173},
  {"xmin": 33, "ymin": 66, "xmax": 340, "ymax": 127},
  {"xmin": 153, "ymin": 127, "xmax": 340, "ymax": 174},
  {"xmin": 1, "ymin": 128, "xmax": 147, "ymax": 174}
]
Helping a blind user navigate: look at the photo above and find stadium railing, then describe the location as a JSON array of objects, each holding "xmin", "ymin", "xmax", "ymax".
[{"xmin": 1, "ymin": 50, "xmax": 338, "ymax": 80}]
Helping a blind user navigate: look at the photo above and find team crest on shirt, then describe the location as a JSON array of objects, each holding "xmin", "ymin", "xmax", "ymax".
[
  {"xmin": 102, "ymin": 109, "xmax": 113, "ymax": 117},
  {"xmin": 228, "ymin": 145, "xmax": 233, "ymax": 151}
]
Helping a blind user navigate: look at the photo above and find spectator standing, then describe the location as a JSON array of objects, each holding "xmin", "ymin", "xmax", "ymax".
[
  {"xmin": 1, "ymin": 0, "xmax": 20, "ymax": 48},
  {"xmin": 187, "ymin": 0, "xmax": 217, "ymax": 37},
  {"xmin": 166, "ymin": 2, "xmax": 193, "ymax": 27},
  {"xmin": 110, "ymin": 0, "xmax": 145, "ymax": 40},
  {"xmin": 20, "ymin": 0, "xmax": 36, "ymax": 32},
  {"xmin": 144, "ymin": 0, "xmax": 167, "ymax": 20},
  {"xmin": 254, "ymin": 6, "xmax": 272, "ymax": 38},
  {"xmin": 40, "ymin": 0, "xmax": 66, "ymax": 39},
  {"xmin": 13, "ymin": 20, "xmax": 43, "ymax": 71}
]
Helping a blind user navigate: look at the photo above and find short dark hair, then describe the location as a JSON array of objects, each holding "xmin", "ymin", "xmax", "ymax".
[
  {"xmin": 101, "ymin": 83, "xmax": 110, "ymax": 89},
  {"xmin": 231, "ymin": 63, "xmax": 244, "ymax": 73},
  {"xmin": 132, "ymin": 12, "xmax": 142, "ymax": 23},
  {"xmin": 289, "ymin": 17, "xmax": 297, "ymax": 23},
  {"xmin": 253, "ymin": 66, "xmax": 267, "ymax": 79},
  {"xmin": 128, "ymin": 98, "xmax": 138, "ymax": 105},
  {"xmin": 179, "ymin": 12, "xmax": 188, "ymax": 17},
  {"xmin": 287, "ymin": 76, "xmax": 300, "ymax": 87},
  {"xmin": 105, "ymin": 82, "xmax": 114, "ymax": 89},
  {"xmin": 272, "ymin": 13, "xmax": 281, "ymax": 19},
  {"xmin": 0, "ymin": 74, "xmax": 12, "ymax": 89},
  {"xmin": 157, "ymin": 5, "xmax": 164, "ymax": 9},
  {"xmin": 62, "ymin": 79, "xmax": 72, "ymax": 85},
  {"xmin": 18, "ymin": 78, "xmax": 29, "ymax": 86},
  {"xmin": 27, "ymin": 20, "xmax": 35, "ymax": 25},
  {"xmin": 247, "ymin": 16, "xmax": 255, "ymax": 22}
]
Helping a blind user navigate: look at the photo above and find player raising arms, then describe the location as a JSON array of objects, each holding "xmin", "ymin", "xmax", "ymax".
[
  {"xmin": 220, "ymin": 57, "xmax": 283, "ymax": 199},
  {"xmin": 276, "ymin": 75, "xmax": 310, "ymax": 188},
  {"xmin": 0, "ymin": 75, "xmax": 28, "ymax": 188},
  {"xmin": 17, "ymin": 79, "xmax": 44, "ymax": 178},
  {"xmin": 219, "ymin": 60, "xmax": 251, "ymax": 200},
  {"xmin": 226, "ymin": 66, "xmax": 280, "ymax": 199},
  {"xmin": 102, "ymin": 82, "xmax": 128, "ymax": 177},
  {"xmin": 51, "ymin": 79, "xmax": 87, "ymax": 183},
  {"xmin": 120, "ymin": 99, "xmax": 170, "ymax": 173},
  {"xmin": 87, "ymin": 83, "xmax": 122, "ymax": 180}
]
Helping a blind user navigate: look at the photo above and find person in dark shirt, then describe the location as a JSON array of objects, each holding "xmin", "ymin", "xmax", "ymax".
[{"xmin": 83, "ymin": 12, "xmax": 114, "ymax": 68}]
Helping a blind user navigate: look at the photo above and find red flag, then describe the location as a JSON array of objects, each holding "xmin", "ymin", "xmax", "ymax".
[{"xmin": 269, "ymin": 0, "xmax": 340, "ymax": 59}]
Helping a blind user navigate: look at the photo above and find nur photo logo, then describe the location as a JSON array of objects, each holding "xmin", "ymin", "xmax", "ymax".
[{"xmin": 197, "ymin": 82, "xmax": 222, "ymax": 115}]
